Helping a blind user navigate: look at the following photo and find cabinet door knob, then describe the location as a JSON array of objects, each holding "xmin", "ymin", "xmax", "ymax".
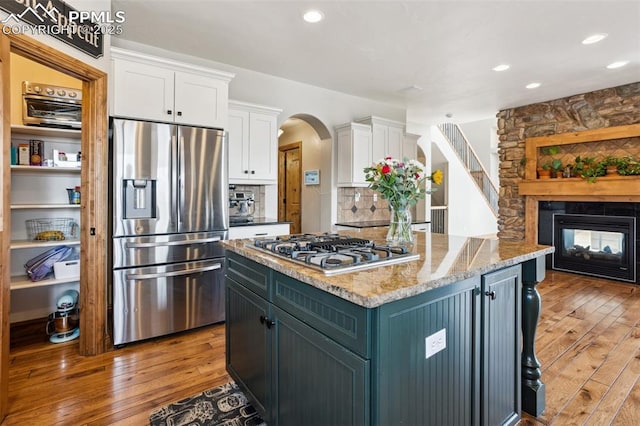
[
  {"xmin": 259, "ymin": 315, "xmax": 275, "ymax": 329},
  {"xmin": 167, "ymin": 110, "xmax": 172, "ymax": 115},
  {"xmin": 177, "ymin": 111, "xmax": 182, "ymax": 116},
  {"xmin": 485, "ymin": 290, "xmax": 497, "ymax": 300},
  {"xmin": 251, "ymin": 170, "xmax": 256, "ymax": 174},
  {"xmin": 244, "ymin": 170, "xmax": 249, "ymax": 174}
]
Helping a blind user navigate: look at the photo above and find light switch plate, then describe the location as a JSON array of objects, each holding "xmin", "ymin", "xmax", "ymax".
[{"xmin": 425, "ymin": 328, "xmax": 446, "ymax": 359}]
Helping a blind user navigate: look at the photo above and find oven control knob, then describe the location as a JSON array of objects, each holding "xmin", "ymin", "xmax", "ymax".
[
  {"xmin": 68, "ymin": 91, "xmax": 77, "ymax": 98},
  {"xmin": 46, "ymin": 88, "xmax": 54, "ymax": 95},
  {"xmin": 57, "ymin": 90, "xmax": 66, "ymax": 97},
  {"xmin": 33, "ymin": 86, "xmax": 41, "ymax": 93}
]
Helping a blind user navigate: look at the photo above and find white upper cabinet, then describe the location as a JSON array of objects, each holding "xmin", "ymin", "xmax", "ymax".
[
  {"xmin": 403, "ymin": 133, "xmax": 420, "ymax": 162},
  {"xmin": 357, "ymin": 116, "xmax": 409, "ymax": 161},
  {"xmin": 228, "ymin": 100, "xmax": 282, "ymax": 184},
  {"xmin": 110, "ymin": 48, "xmax": 234, "ymax": 129},
  {"xmin": 336, "ymin": 122, "xmax": 372, "ymax": 187}
]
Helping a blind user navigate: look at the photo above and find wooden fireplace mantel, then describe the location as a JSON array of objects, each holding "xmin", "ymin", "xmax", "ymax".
[{"xmin": 518, "ymin": 123, "xmax": 640, "ymax": 244}]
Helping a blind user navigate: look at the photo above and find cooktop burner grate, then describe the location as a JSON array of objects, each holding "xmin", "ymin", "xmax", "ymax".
[
  {"xmin": 248, "ymin": 233, "xmax": 420, "ymax": 275},
  {"xmin": 309, "ymin": 237, "xmax": 373, "ymax": 251}
]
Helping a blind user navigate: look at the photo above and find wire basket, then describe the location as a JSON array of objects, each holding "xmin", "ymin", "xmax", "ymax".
[{"xmin": 26, "ymin": 218, "xmax": 78, "ymax": 241}]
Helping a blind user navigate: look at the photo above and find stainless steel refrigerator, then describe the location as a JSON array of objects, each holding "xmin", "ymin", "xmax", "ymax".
[{"xmin": 110, "ymin": 118, "xmax": 228, "ymax": 346}]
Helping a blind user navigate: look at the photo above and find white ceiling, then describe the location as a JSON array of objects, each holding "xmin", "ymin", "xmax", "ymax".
[{"xmin": 111, "ymin": 0, "xmax": 640, "ymax": 124}]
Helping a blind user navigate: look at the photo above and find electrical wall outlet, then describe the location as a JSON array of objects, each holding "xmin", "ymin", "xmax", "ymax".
[
  {"xmin": 425, "ymin": 328, "xmax": 446, "ymax": 359},
  {"xmin": 373, "ymin": 193, "xmax": 378, "ymax": 202}
]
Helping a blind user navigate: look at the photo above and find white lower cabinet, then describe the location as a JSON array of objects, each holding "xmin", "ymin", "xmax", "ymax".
[{"xmin": 228, "ymin": 223, "xmax": 290, "ymax": 239}]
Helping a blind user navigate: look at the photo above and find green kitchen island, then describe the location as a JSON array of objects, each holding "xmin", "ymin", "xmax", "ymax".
[{"xmin": 221, "ymin": 229, "xmax": 553, "ymax": 426}]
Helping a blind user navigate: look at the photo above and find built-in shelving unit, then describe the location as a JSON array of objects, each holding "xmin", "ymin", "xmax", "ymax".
[
  {"xmin": 11, "ymin": 165, "xmax": 81, "ymax": 173},
  {"xmin": 11, "ymin": 124, "xmax": 81, "ymax": 139},
  {"xmin": 11, "ymin": 275, "xmax": 80, "ymax": 290},
  {"xmin": 9, "ymin": 125, "xmax": 81, "ymax": 300},
  {"xmin": 10, "ymin": 239, "xmax": 80, "ymax": 249}
]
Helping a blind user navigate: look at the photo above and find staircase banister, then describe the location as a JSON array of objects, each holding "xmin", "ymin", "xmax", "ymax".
[
  {"xmin": 437, "ymin": 123, "xmax": 498, "ymax": 216},
  {"xmin": 453, "ymin": 125, "xmax": 499, "ymax": 195}
]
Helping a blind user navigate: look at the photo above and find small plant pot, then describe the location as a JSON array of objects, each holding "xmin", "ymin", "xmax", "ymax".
[
  {"xmin": 606, "ymin": 165, "xmax": 619, "ymax": 176},
  {"xmin": 537, "ymin": 169, "xmax": 551, "ymax": 179}
]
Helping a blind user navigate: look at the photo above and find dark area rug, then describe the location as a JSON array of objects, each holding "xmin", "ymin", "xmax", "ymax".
[{"xmin": 149, "ymin": 382, "xmax": 265, "ymax": 426}]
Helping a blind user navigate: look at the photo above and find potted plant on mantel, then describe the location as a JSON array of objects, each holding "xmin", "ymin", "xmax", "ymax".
[
  {"xmin": 537, "ymin": 145, "xmax": 561, "ymax": 179},
  {"xmin": 537, "ymin": 163, "xmax": 552, "ymax": 179},
  {"xmin": 550, "ymin": 159, "xmax": 564, "ymax": 178},
  {"xmin": 602, "ymin": 156, "xmax": 621, "ymax": 176}
]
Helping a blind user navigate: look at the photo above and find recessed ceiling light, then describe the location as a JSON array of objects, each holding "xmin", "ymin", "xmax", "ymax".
[
  {"xmin": 606, "ymin": 61, "xmax": 629, "ymax": 69},
  {"xmin": 526, "ymin": 82, "xmax": 541, "ymax": 89},
  {"xmin": 492, "ymin": 64, "xmax": 510, "ymax": 72},
  {"xmin": 582, "ymin": 33, "xmax": 608, "ymax": 45},
  {"xmin": 303, "ymin": 10, "xmax": 324, "ymax": 23}
]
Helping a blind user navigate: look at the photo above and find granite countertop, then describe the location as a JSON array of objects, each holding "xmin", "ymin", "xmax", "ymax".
[
  {"xmin": 335, "ymin": 219, "xmax": 430, "ymax": 228},
  {"xmin": 229, "ymin": 217, "xmax": 291, "ymax": 227},
  {"xmin": 221, "ymin": 228, "xmax": 554, "ymax": 308}
]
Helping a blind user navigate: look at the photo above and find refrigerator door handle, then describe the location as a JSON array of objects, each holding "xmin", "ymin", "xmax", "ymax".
[
  {"xmin": 125, "ymin": 236, "xmax": 221, "ymax": 249},
  {"xmin": 125, "ymin": 263, "xmax": 222, "ymax": 280}
]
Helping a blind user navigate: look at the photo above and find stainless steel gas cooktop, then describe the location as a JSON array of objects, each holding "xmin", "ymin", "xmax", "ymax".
[{"xmin": 249, "ymin": 233, "xmax": 420, "ymax": 275}]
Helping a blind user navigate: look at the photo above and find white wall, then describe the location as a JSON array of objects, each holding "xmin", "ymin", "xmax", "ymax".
[{"xmin": 409, "ymin": 122, "xmax": 497, "ymax": 237}]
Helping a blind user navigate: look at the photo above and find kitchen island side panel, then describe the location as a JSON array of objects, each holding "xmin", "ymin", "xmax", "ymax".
[{"xmin": 373, "ymin": 277, "xmax": 479, "ymax": 426}]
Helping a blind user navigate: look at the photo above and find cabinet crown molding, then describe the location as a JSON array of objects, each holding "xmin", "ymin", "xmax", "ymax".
[
  {"xmin": 111, "ymin": 47, "xmax": 235, "ymax": 81},
  {"xmin": 355, "ymin": 115, "xmax": 406, "ymax": 128},
  {"xmin": 228, "ymin": 99, "xmax": 282, "ymax": 114},
  {"xmin": 334, "ymin": 122, "xmax": 371, "ymax": 131}
]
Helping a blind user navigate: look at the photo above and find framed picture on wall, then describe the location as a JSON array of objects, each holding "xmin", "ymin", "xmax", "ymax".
[{"xmin": 304, "ymin": 169, "xmax": 320, "ymax": 185}]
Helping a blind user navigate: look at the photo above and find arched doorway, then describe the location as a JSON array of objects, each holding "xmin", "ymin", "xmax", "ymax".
[{"xmin": 277, "ymin": 114, "xmax": 331, "ymax": 233}]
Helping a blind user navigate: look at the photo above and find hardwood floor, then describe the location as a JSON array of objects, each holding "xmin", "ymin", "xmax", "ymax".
[
  {"xmin": 521, "ymin": 271, "xmax": 640, "ymax": 426},
  {"xmin": 5, "ymin": 322, "xmax": 230, "ymax": 425},
  {"xmin": 4, "ymin": 270, "xmax": 640, "ymax": 425}
]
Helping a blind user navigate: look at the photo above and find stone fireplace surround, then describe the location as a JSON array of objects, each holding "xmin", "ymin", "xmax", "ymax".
[
  {"xmin": 537, "ymin": 201, "xmax": 639, "ymax": 284},
  {"xmin": 497, "ymin": 82, "xmax": 640, "ymax": 243}
]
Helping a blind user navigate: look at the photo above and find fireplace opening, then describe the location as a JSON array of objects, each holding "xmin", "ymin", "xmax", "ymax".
[{"xmin": 553, "ymin": 214, "xmax": 636, "ymax": 283}]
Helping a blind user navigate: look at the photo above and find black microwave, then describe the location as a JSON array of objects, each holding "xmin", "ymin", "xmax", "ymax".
[{"xmin": 22, "ymin": 81, "xmax": 82, "ymax": 129}]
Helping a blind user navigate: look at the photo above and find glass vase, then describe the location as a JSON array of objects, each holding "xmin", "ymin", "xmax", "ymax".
[{"xmin": 387, "ymin": 204, "xmax": 413, "ymax": 244}]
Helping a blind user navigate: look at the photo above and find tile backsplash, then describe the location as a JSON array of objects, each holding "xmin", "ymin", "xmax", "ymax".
[{"xmin": 337, "ymin": 187, "xmax": 391, "ymax": 222}]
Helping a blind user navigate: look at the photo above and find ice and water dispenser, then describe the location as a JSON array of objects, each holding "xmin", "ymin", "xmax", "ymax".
[{"xmin": 122, "ymin": 179, "xmax": 156, "ymax": 219}]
